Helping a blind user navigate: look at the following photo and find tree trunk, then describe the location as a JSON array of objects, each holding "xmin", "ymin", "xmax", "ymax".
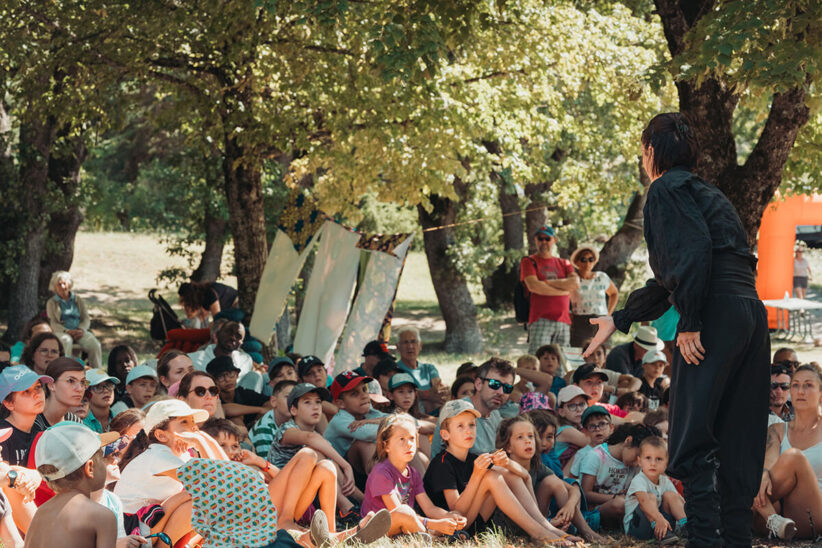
[
  {"xmin": 523, "ymin": 181, "xmax": 552, "ymax": 255},
  {"xmin": 597, "ymin": 158, "xmax": 651, "ymax": 287},
  {"xmin": 39, "ymin": 136, "xmax": 87, "ymax": 300},
  {"xmin": 482, "ymin": 174, "xmax": 524, "ymax": 310},
  {"xmin": 222, "ymin": 128, "xmax": 268, "ymax": 316},
  {"xmin": 191, "ymin": 209, "xmax": 227, "ymax": 283},
  {"xmin": 7, "ymin": 118, "xmax": 56, "ymax": 339},
  {"xmin": 655, "ymin": 0, "xmax": 811, "ymax": 247},
  {"xmin": 0, "ymin": 97, "xmax": 14, "ymax": 312},
  {"xmin": 417, "ymin": 191, "xmax": 483, "ymax": 354}
]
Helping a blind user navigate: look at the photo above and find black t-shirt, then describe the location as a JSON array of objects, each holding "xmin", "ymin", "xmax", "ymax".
[
  {"xmin": 638, "ymin": 376, "xmax": 665, "ymax": 400},
  {"xmin": 232, "ymin": 387, "xmax": 269, "ymax": 428},
  {"xmin": 605, "ymin": 342, "xmax": 641, "ymax": 376},
  {"xmin": 203, "ymin": 282, "xmax": 238, "ymax": 311},
  {"xmin": 0, "ymin": 420, "xmax": 37, "ymax": 467},
  {"xmin": 32, "ymin": 411, "xmax": 82, "ymax": 435},
  {"xmin": 528, "ymin": 460, "xmax": 555, "ymax": 491},
  {"xmin": 423, "ymin": 450, "xmax": 478, "ymax": 510}
]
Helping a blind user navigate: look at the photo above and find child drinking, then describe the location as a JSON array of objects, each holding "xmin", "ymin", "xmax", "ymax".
[
  {"xmin": 362, "ymin": 414, "xmax": 466, "ymax": 538},
  {"xmin": 496, "ymin": 415, "xmax": 603, "ymax": 542},
  {"xmin": 423, "ymin": 400, "xmax": 579, "ymax": 545},
  {"xmin": 624, "ymin": 435, "xmax": 686, "ymax": 543},
  {"xmin": 578, "ymin": 423, "xmax": 660, "ymax": 528}
]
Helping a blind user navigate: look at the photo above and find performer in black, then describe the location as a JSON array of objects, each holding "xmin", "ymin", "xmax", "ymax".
[{"xmin": 584, "ymin": 113, "xmax": 770, "ymax": 547}]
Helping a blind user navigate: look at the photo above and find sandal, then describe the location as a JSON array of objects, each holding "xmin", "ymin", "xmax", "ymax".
[
  {"xmin": 351, "ymin": 508, "xmax": 391, "ymax": 544},
  {"xmin": 309, "ymin": 510, "xmax": 333, "ymax": 548}
]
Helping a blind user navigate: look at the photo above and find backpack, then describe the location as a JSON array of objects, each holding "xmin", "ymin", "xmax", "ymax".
[
  {"xmin": 514, "ymin": 256, "xmax": 537, "ymax": 324},
  {"xmin": 148, "ymin": 289, "xmax": 183, "ymax": 341}
]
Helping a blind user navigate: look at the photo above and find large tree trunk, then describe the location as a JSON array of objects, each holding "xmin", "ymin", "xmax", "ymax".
[
  {"xmin": 0, "ymin": 97, "xmax": 14, "ymax": 312},
  {"xmin": 597, "ymin": 158, "xmax": 651, "ymax": 287},
  {"xmin": 482, "ymin": 171, "xmax": 524, "ymax": 310},
  {"xmin": 222, "ymin": 125, "xmax": 268, "ymax": 315},
  {"xmin": 656, "ymin": 0, "xmax": 811, "ymax": 247},
  {"xmin": 191, "ymin": 209, "xmax": 227, "ymax": 283},
  {"xmin": 39, "ymin": 136, "xmax": 87, "ymax": 300},
  {"xmin": 417, "ymin": 190, "xmax": 483, "ymax": 354},
  {"xmin": 7, "ymin": 118, "xmax": 57, "ymax": 339},
  {"xmin": 523, "ymin": 181, "xmax": 552, "ymax": 255}
]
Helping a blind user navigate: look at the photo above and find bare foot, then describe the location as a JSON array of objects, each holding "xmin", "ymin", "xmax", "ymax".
[{"xmin": 581, "ymin": 528, "xmax": 607, "ymax": 543}]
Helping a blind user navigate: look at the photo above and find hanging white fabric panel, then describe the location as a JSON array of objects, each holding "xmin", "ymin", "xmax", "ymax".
[
  {"xmin": 248, "ymin": 223, "xmax": 324, "ymax": 341},
  {"xmin": 333, "ymin": 236, "xmax": 413, "ymax": 373},
  {"xmin": 293, "ymin": 221, "xmax": 361, "ymax": 365}
]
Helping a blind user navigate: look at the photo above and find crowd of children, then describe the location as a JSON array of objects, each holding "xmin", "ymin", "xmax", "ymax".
[{"xmin": 0, "ymin": 315, "xmax": 819, "ymax": 547}]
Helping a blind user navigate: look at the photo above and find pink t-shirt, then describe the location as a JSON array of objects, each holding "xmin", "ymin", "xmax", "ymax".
[
  {"xmin": 362, "ymin": 459, "xmax": 424, "ymax": 515},
  {"xmin": 521, "ymin": 255, "xmax": 574, "ymax": 325}
]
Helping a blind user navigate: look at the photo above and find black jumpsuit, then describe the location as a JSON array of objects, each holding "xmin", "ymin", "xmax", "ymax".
[{"xmin": 612, "ymin": 166, "xmax": 770, "ymax": 548}]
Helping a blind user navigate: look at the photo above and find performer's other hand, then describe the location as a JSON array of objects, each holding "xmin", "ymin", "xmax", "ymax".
[
  {"xmin": 582, "ymin": 316, "xmax": 616, "ymax": 359},
  {"xmin": 677, "ymin": 331, "xmax": 705, "ymax": 365}
]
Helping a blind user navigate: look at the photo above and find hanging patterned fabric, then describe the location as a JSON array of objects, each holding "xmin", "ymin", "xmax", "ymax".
[
  {"xmin": 334, "ymin": 235, "xmax": 413, "ymax": 373},
  {"xmin": 248, "ymin": 191, "xmax": 325, "ymax": 341},
  {"xmin": 293, "ymin": 221, "xmax": 362, "ymax": 366}
]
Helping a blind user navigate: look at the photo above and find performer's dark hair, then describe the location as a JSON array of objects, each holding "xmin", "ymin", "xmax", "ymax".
[{"xmin": 641, "ymin": 113, "xmax": 699, "ymax": 175}]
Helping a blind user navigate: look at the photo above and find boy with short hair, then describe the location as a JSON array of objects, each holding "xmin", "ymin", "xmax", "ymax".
[
  {"xmin": 323, "ymin": 371, "xmax": 386, "ymax": 475},
  {"xmin": 372, "ymin": 358, "xmax": 400, "ymax": 397},
  {"xmin": 566, "ymin": 405, "xmax": 614, "ymax": 479},
  {"xmin": 249, "ymin": 379, "xmax": 297, "ymax": 456},
  {"xmin": 29, "ymin": 423, "xmax": 146, "ymax": 548},
  {"xmin": 201, "ymin": 417, "xmax": 246, "ymax": 459},
  {"xmin": 123, "ymin": 365, "xmax": 158, "ymax": 409},
  {"xmin": 624, "ymin": 436, "xmax": 686, "ymax": 543}
]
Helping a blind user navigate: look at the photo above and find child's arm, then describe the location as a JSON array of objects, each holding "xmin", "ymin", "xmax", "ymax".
[
  {"xmin": 580, "ymin": 473, "xmax": 615, "ymax": 505},
  {"xmin": 554, "ymin": 481, "xmax": 580, "ymax": 527},
  {"xmin": 222, "ymin": 402, "xmax": 266, "ymax": 419},
  {"xmin": 634, "ymin": 491, "xmax": 671, "ymax": 540},
  {"xmin": 490, "ymin": 449, "xmax": 529, "ymax": 481},
  {"xmin": 557, "ymin": 427, "xmax": 590, "ymax": 448},
  {"xmin": 417, "ymin": 420, "xmax": 436, "ymax": 435},
  {"xmin": 514, "ymin": 368, "xmax": 554, "ymax": 393},
  {"xmin": 415, "ymin": 492, "xmax": 465, "ymax": 522},
  {"xmin": 446, "ymin": 453, "xmax": 493, "ymax": 515},
  {"xmin": 381, "ymin": 493, "xmax": 462, "ymax": 535},
  {"xmin": 322, "ymin": 401, "xmax": 338, "ymax": 420},
  {"xmin": 348, "ymin": 418, "xmax": 383, "ymax": 431}
]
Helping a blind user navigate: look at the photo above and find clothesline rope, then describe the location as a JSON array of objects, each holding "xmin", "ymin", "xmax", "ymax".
[{"xmin": 419, "ymin": 205, "xmax": 552, "ymax": 233}]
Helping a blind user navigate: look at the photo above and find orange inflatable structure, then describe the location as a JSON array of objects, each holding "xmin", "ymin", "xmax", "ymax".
[{"xmin": 757, "ymin": 194, "xmax": 822, "ymax": 328}]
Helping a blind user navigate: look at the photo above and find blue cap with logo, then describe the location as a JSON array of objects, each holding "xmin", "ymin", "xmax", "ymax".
[{"xmin": 0, "ymin": 365, "xmax": 53, "ymax": 402}]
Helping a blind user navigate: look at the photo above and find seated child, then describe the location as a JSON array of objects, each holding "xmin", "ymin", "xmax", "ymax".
[
  {"xmin": 616, "ymin": 391, "xmax": 647, "ymax": 414},
  {"xmin": 536, "ymin": 344, "xmax": 567, "ymax": 397},
  {"xmin": 30, "ymin": 423, "xmax": 146, "ymax": 548},
  {"xmin": 422, "ymin": 400, "xmax": 579, "ymax": 544},
  {"xmin": 385, "ymin": 374, "xmax": 435, "ymax": 458},
  {"xmin": 566, "ymin": 405, "xmax": 614, "ymax": 479},
  {"xmin": 624, "ymin": 436, "xmax": 686, "ymax": 543},
  {"xmin": 249, "ymin": 380, "xmax": 297, "ymax": 456},
  {"xmin": 266, "ymin": 383, "xmax": 361, "ymax": 512},
  {"xmin": 372, "ymin": 358, "xmax": 400, "ymax": 398},
  {"xmin": 297, "ymin": 356, "xmax": 338, "ymax": 421},
  {"xmin": 578, "ymin": 423, "xmax": 660, "ymax": 528},
  {"xmin": 123, "ymin": 365, "xmax": 159, "ymax": 409},
  {"xmin": 267, "ymin": 357, "xmax": 298, "ymax": 389},
  {"xmin": 84, "ymin": 369, "xmax": 120, "ymax": 433},
  {"xmin": 512, "ymin": 355, "xmax": 537, "ymax": 402},
  {"xmin": 324, "ymin": 371, "xmax": 387, "ymax": 475},
  {"xmin": 497, "ymin": 415, "xmax": 603, "ymax": 542},
  {"xmin": 450, "ymin": 376, "xmax": 475, "ymax": 401},
  {"xmin": 552, "ymin": 386, "xmax": 591, "ymax": 468},
  {"xmin": 362, "ymin": 414, "xmax": 466, "ymax": 537},
  {"xmin": 528, "ymin": 409, "xmax": 563, "ymax": 477},
  {"xmin": 643, "ymin": 409, "xmax": 669, "ymax": 440},
  {"xmin": 0, "ymin": 365, "xmax": 52, "ymax": 466}
]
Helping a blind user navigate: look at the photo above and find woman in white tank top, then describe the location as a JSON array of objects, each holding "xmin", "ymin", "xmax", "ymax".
[{"xmin": 754, "ymin": 364, "xmax": 822, "ymax": 540}]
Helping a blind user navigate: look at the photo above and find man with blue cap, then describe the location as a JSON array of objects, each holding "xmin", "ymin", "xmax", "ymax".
[{"xmin": 520, "ymin": 225, "xmax": 579, "ymax": 353}]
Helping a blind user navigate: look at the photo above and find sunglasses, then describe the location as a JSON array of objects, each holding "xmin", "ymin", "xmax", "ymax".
[
  {"xmin": 90, "ymin": 382, "xmax": 115, "ymax": 393},
  {"xmin": 536, "ymin": 236, "xmax": 552, "ymax": 242},
  {"xmin": 576, "ymin": 257, "xmax": 596, "ymax": 263},
  {"xmin": 192, "ymin": 386, "xmax": 219, "ymax": 397},
  {"xmin": 145, "ymin": 532, "xmax": 172, "ymax": 545},
  {"xmin": 103, "ymin": 435, "xmax": 131, "ymax": 457},
  {"xmin": 770, "ymin": 382, "xmax": 790, "ymax": 391},
  {"xmin": 480, "ymin": 377, "xmax": 514, "ymax": 394}
]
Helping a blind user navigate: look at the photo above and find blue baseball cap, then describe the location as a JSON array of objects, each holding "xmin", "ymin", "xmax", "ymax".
[
  {"xmin": 0, "ymin": 365, "xmax": 53, "ymax": 402},
  {"xmin": 126, "ymin": 364, "xmax": 158, "ymax": 385},
  {"xmin": 86, "ymin": 369, "xmax": 120, "ymax": 387},
  {"xmin": 388, "ymin": 373, "xmax": 419, "ymax": 391},
  {"xmin": 534, "ymin": 225, "xmax": 556, "ymax": 238}
]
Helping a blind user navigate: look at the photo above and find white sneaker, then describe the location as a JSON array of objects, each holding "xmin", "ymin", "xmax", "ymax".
[{"xmin": 766, "ymin": 513, "xmax": 797, "ymax": 540}]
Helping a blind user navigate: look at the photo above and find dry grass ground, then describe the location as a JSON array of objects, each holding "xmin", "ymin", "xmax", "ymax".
[{"xmin": 5, "ymin": 231, "xmax": 821, "ymax": 547}]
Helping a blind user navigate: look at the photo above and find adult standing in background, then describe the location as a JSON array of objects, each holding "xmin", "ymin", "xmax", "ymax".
[
  {"xmin": 793, "ymin": 245, "xmax": 812, "ymax": 299},
  {"xmin": 584, "ymin": 113, "xmax": 770, "ymax": 547},
  {"xmin": 569, "ymin": 244, "xmax": 618, "ymax": 346},
  {"xmin": 45, "ymin": 271, "xmax": 103, "ymax": 368},
  {"xmin": 520, "ymin": 225, "xmax": 579, "ymax": 353}
]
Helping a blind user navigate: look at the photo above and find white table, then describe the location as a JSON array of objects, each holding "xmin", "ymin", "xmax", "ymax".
[{"xmin": 761, "ymin": 297, "xmax": 822, "ymax": 341}]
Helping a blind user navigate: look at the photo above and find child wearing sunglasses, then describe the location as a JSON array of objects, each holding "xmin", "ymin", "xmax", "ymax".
[{"xmin": 430, "ymin": 358, "xmax": 514, "ymax": 456}]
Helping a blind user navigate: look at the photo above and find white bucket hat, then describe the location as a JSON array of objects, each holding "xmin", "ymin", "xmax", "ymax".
[{"xmin": 633, "ymin": 326, "xmax": 665, "ymax": 351}]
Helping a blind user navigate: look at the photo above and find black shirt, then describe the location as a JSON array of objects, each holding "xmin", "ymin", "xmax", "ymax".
[
  {"xmin": 232, "ymin": 387, "xmax": 269, "ymax": 429},
  {"xmin": 638, "ymin": 376, "xmax": 666, "ymax": 400},
  {"xmin": 32, "ymin": 411, "xmax": 82, "ymax": 434},
  {"xmin": 612, "ymin": 167, "xmax": 755, "ymax": 334},
  {"xmin": 605, "ymin": 342, "xmax": 641, "ymax": 376},
  {"xmin": 423, "ymin": 450, "xmax": 478, "ymax": 510},
  {"xmin": 203, "ymin": 282, "xmax": 238, "ymax": 311},
  {"xmin": 0, "ymin": 420, "xmax": 37, "ymax": 466}
]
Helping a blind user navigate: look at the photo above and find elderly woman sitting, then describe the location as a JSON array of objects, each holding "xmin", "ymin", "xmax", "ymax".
[{"xmin": 45, "ymin": 270, "xmax": 102, "ymax": 368}]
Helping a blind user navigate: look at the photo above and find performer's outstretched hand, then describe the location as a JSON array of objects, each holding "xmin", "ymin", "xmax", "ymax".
[
  {"xmin": 582, "ymin": 316, "xmax": 616, "ymax": 359},
  {"xmin": 677, "ymin": 331, "xmax": 705, "ymax": 365}
]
